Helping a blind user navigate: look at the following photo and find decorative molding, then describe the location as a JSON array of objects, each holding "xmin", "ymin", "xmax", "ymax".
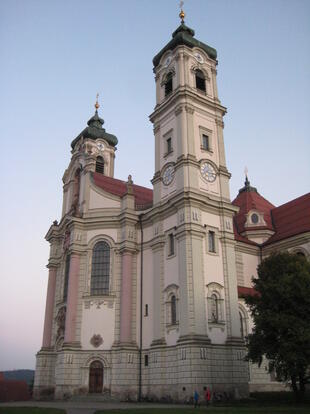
[
  {"xmin": 215, "ymin": 118, "xmax": 224, "ymax": 128},
  {"xmin": 55, "ymin": 306, "xmax": 66, "ymax": 341},
  {"xmin": 153, "ymin": 124, "xmax": 161, "ymax": 134},
  {"xmin": 174, "ymin": 105, "xmax": 183, "ymax": 116},
  {"xmin": 90, "ymin": 334, "xmax": 103, "ymax": 348},
  {"xmin": 84, "ymin": 298, "xmax": 114, "ymax": 309},
  {"xmin": 185, "ymin": 104, "xmax": 195, "ymax": 114}
]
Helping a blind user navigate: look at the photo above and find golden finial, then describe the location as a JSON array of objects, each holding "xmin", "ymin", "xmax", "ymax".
[
  {"xmin": 95, "ymin": 93, "xmax": 100, "ymax": 110},
  {"xmin": 179, "ymin": 1, "xmax": 185, "ymax": 23}
]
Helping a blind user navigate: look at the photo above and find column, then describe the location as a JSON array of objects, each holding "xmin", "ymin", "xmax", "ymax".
[
  {"xmin": 42, "ymin": 267, "xmax": 57, "ymax": 348},
  {"xmin": 64, "ymin": 253, "xmax": 80, "ymax": 344},
  {"xmin": 119, "ymin": 251, "xmax": 133, "ymax": 343}
]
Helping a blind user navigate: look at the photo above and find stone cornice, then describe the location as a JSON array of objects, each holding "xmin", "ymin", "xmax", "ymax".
[
  {"xmin": 262, "ymin": 231, "xmax": 310, "ymax": 255},
  {"xmin": 149, "ymin": 86, "xmax": 227, "ymax": 123},
  {"xmin": 235, "ymin": 241, "xmax": 260, "ymax": 255}
]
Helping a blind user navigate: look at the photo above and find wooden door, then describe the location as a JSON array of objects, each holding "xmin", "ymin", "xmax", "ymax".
[{"xmin": 89, "ymin": 360, "xmax": 103, "ymax": 393}]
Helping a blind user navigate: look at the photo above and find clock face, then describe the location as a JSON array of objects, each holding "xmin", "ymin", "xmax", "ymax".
[
  {"xmin": 162, "ymin": 165, "xmax": 175, "ymax": 185},
  {"xmin": 200, "ymin": 161, "xmax": 217, "ymax": 182},
  {"xmin": 164, "ymin": 56, "xmax": 172, "ymax": 67},
  {"xmin": 96, "ymin": 142, "xmax": 104, "ymax": 151},
  {"xmin": 194, "ymin": 52, "xmax": 204, "ymax": 64}
]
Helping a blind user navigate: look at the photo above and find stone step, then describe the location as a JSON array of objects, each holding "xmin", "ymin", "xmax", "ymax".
[{"xmin": 70, "ymin": 394, "xmax": 118, "ymax": 402}]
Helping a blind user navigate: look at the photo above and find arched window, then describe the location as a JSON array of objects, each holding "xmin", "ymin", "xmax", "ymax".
[
  {"xmin": 91, "ymin": 241, "xmax": 110, "ymax": 295},
  {"xmin": 195, "ymin": 69, "xmax": 206, "ymax": 92},
  {"xmin": 171, "ymin": 295, "xmax": 177, "ymax": 325},
  {"xmin": 165, "ymin": 72, "xmax": 173, "ymax": 96},
  {"xmin": 96, "ymin": 156, "xmax": 104, "ymax": 174},
  {"xmin": 210, "ymin": 293, "xmax": 219, "ymax": 322},
  {"xmin": 296, "ymin": 251, "xmax": 306, "ymax": 257}
]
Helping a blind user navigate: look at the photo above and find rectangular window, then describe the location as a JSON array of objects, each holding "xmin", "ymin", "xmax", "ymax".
[
  {"xmin": 144, "ymin": 355, "xmax": 149, "ymax": 366},
  {"xmin": 144, "ymin": 304, "xmax": 148, "ymax": 317},
  {"xmin": 168, "ymin": 233, "xmax": 174, "ymax": 256},
  {"xmin": 167, "ymin": 137, "xmax": 172, "ymax": 153},
  {"xmin": 202, "ymin": 134, "xmax": 209, "ymax": 151},
  {"xmin": 208, "ymin": 231, "xmax": 216, "ymax": 253},
  {"xmin": 63, "ymin": 254, "xmax": 71, "ymax": 301}
]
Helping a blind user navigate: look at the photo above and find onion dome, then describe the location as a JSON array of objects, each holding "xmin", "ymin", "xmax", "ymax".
[
  {"xmin": 71, "ymin": 99, "xmax": 118, "ymax": 149},
  {"xmin": 153, "ymin": 22, "xmax": 217, "ymax": 68}
]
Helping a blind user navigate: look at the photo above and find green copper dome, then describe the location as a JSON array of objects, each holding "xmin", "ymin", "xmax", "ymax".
[
  {"xmin": 153, "ymin": 23, "xmax": 217, "ymax": 68},
  {"xmin": 71, "ymin": 110, "xmax": 118, "ymax": 149}
]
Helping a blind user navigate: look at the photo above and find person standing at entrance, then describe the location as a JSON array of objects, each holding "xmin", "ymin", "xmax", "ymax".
[
  {"xmin": 205, "ymin": 387, "xmax": 211, "ymax": 406},
  {"xmin": 193, "ymin": 389, "xmax": 199, "ymax": 408}
]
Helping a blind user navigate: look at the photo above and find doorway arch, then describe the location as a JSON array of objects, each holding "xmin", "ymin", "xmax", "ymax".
[{"xmin": 89, "ymin": 360, "xmax": 103, "ymax": 393}]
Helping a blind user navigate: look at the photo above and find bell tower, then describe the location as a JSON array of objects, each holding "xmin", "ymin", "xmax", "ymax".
[
  {"xmin": 61, "ymin": 96, "xmax": 118, "ymax": 218},
  {"xmin": 150, "ymin": 12, "xmax": 231, "ymax": 206},
  {"xmin": 150, "ymin": 9, "xmax": 243, "ymax": 347}
]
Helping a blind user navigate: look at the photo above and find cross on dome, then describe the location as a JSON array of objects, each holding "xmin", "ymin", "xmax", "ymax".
[{"xmin": 179, "ymin": 1, "xmax": 185, "ymax": 23}]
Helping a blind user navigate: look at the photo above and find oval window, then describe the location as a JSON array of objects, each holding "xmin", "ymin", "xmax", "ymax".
[{"xmin": 251, "ymin": 213, "xmax": 259, "ymax": 224}]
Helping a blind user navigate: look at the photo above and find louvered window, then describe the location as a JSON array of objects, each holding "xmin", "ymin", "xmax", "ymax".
[
  {"xmin": 165, "ymin": 73, "xmax": 173, "ymax": 96},
  {"xmin": 96, "ymin": 156, "xmax": 104, "ymax": 174},
  {"xmin": 195, "ymin": 69, "xmax": 206, "ymax": 92}
]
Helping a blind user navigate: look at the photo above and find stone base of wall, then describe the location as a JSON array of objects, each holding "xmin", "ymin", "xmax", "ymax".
[
  {"xmin": 33, "ymin": 349, "xmax": 57, "ymax": 400},
  {"xmin": 249, "ymin": 382, "xmax": 286, "ymax": 393},
  {"xmin": 34, "ymin": 342, "xmax": 252, "ymax": 401}
]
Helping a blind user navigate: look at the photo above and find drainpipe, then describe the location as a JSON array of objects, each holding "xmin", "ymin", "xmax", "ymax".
[{"xmin": 138, "ymin": 214, "xmax": 144, "ymax": 402}]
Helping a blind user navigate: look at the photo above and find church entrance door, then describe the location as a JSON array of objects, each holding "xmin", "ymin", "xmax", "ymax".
[{"xmin": 89, "ymin": 360, "xmax": 103, "ymax": 393}]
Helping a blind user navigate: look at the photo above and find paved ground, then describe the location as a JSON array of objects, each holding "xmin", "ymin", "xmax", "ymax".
[{"xmin": 0, "ymin": 400, "xmax": 189, "ymax": 414}]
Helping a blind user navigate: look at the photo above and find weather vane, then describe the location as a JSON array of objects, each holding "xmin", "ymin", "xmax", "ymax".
[
  {"xmin": 95, "ymin": 93, "xmax": 100, "ymax": 110},
  {"xmin": 179, "ymin": 1, "xmax": 185, "ymax": 23}
]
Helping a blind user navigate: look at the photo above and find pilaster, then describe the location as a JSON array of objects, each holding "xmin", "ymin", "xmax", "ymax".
[{"xmin": 42, "ymin": 266, "xmax": 57, "ymax": 348}]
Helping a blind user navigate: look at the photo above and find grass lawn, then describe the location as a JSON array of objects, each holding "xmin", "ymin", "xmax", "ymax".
[
  {"xmin": 0, "ymin": 409, "xmax": 65, "ymax": 414},
  {"xmin": 94, "ymin": 408, "xmax": 310, "ymax": 414}
]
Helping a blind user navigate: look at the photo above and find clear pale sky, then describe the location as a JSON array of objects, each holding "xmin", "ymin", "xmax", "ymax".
[{"xmin": 0, "ymin": 0, "xmax": 309, "ymax": 371}]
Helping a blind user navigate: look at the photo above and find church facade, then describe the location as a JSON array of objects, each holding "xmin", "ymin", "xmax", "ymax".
[{"xmin": 34, "ymin": 18, "xmax": 310, "ymax": 401}]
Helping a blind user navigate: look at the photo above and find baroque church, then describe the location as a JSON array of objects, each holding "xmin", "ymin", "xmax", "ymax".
[{"xmin": 34, "ymin": 11, "xmax": 310, "ymax": 400}]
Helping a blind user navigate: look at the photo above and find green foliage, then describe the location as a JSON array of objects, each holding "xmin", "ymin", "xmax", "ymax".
[
  {"xmin": 93, "ymin": 405, "xmax": 310, "ymax": 414},
  {"xmin": 0, "ymin": 409, "xmax": 65, "ymax": 414},
  {"xmin": 245, "ymin": 252, "xmax": 310, "ymax": 400}
]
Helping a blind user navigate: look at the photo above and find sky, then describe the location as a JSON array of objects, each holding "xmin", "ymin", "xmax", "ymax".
[{"xmin": 0, "ymin": 0, "xmax": 309, "ymax": 371}]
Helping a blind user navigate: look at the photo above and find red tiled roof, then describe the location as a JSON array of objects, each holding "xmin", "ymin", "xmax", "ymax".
[
  {"xmin": 238, "ymin": 286, "xmax": 258, "ymax": 298},
  {"xmin": 92, "ymin": 172, "xmax": 153, "ymax": 210},
  {"xmin": 232, "ymin": 189, "xmax": 275, "ymax": 234},
  {"xmin": 264, "ymin": 193, "xmax": 310, "ymax": 245},
  {"xmin": 233, "ymin": 222, "xmax": 258, "ymax": 246},
  {"xmin": 0, "ymin": 380, "xmax": 30, "ymax": 402}
]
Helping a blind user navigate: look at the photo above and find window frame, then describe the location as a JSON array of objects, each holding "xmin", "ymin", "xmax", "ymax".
[
  {"xmin": 164, "ymin": 72, "xmax": 173, "ymax": 96},
  {"xmin": 166, "ymin": 137, "xmax": 172, "ymax": 154},
  {"xmin": 195, "ymin": 69, "xmax": 206, "ymax": 92},
  {"xmin": 205, "ymin": 226, "xmax": 219, "ymax": 256},
  {"xmin": 168, "ymin": 233, "xmax": 175, "ymax": 257},
  {"xmin": 199, "ymin": 127, "xmax": 213, "ymax": 153},
  {"xmin": 90, "ymin": 241, "xmax": 111, "ymax": 296},
  {"xmin": 164, "ymin": 284, "xmax": 179, "ymax": 330},
  {"xmin": 206, "ymin": 283, "xmax": 225, "ymax": 326},
  {"xmin": 95, "ymin": 156, "xmax": 105, "ymax": 175}
]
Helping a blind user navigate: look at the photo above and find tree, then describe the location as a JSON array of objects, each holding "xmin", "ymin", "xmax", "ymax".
[{"xmin": 245, "ymin": 252, "xmax": 310, "ymax": 401}]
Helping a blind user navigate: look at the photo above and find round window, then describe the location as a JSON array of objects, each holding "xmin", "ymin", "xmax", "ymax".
[{"xmin": 251, "ymin": 213, "xmax": 259, "ymax": 224}]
